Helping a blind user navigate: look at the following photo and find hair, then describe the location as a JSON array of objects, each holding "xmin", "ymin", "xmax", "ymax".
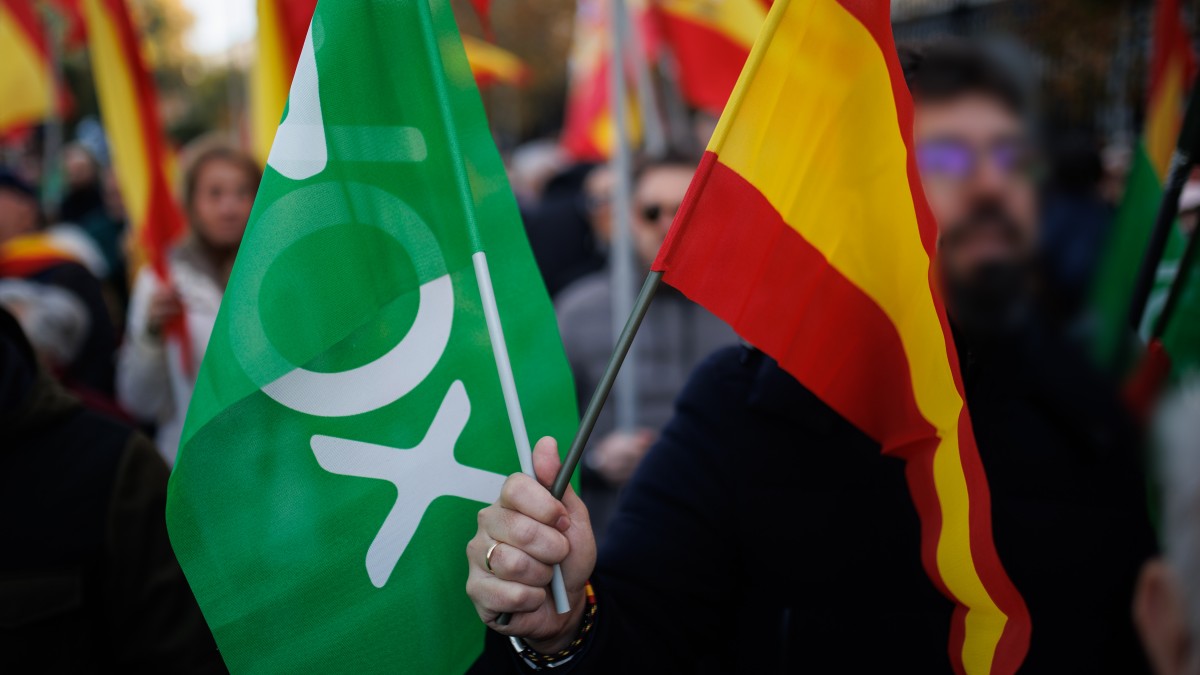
[
  {"xmin": 633, "ymin": 149, "xmax": 701, "ymax": 185},
  {"xmin": 897, "ymin": 40, "xmax": 1027, "ymax": 116},
  {"xmin": 181, "ymin": 142, "xmax": 262, "ymax": 212},
  {"xmin": 1155, "ymin": 380, "xmax": 1200, "ymax": 659}
]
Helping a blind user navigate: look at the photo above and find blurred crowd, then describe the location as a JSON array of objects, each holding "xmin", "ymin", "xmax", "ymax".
[{"xmin": 2, "ymin": 37, "xmax": 1200, "ymax": 673}]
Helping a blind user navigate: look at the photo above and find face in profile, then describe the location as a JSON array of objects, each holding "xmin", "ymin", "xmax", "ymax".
[
  {"xmin": 190, "ymin": 158, "xmax": 257, "ymax": 251},
  {"xmin": 914, "ymin": 93, "xmax": 1038, "ymax": 297},
  {"xmin": 631, "ymin": 164, "xmax": 694, "ymax": 267}
]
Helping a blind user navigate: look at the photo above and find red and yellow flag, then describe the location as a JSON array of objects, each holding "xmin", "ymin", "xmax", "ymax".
[
  {"xmin": 83, "ymin": 0, "xmax": 185, "ymax": 280},
  {"xmin": 562, "ymin": 0, "xmax": 618, "ymax": 160},
  {"xmin": 1144, "ymin": 0, "xmax": 1196, "ymax": 177},
  {"xmin": 0, "ymin": 232, "xmax": 84, "ymax": 278},
  {"xmin": 0, "ymin": 0, "xmax": 55, "ymax": 133},
  {"xmin": 251, "ymin": 0, "xmax": 317, "ymax": 164},
  {"xmin": 84, "ymin": 0, "xmax": 191, "ymax": 364},
  {"xmin": 655, "ymin": 0, "xmax": 768, "ymax": 114},
  {"xmin": 652, "ymin": 1, "xmax": 1030, "ymax": 672},
  {"xmin": 463, "ymin": 34, "xmax": 530, "ymax": 88},
  {"xmin": 561, "ymin": 0, "xmax": 646, "ymax": 161}
]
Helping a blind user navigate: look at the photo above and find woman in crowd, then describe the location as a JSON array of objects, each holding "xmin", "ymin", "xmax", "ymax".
[{"xmin": 117, "ymin": 143, "xmax": 260, "ymax": 464}]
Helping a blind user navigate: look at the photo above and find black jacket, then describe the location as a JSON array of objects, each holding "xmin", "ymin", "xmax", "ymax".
[
  {"xmin": 0, "ymin": 309, "xmax": 223, "ymax": 672},
  {"xmin": 474, "ymin": 329, "xmax": 1155, "ymax": 673}
]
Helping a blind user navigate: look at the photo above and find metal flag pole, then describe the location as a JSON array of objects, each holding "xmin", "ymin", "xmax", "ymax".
[
  {"xmin": 1128, "ymin": 76, "xmax": 1200, "ymax": 332},
  {"xmin": 608, "ymin": 0, "xmax": 639, "ymax": 434},
  {"xmin": 658, "ymin": 51, "xmax": 701, "ymax": 156},
  {"xmin": 622, "ymin": 0, "xmax": 666, "ymax": 158}
]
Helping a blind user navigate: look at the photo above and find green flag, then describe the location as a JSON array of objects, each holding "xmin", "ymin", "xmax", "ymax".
[
  {"xmin": 165, "ymin": 1, "xmax": 577, "ymax": 672},
  {"xmin": 1088, "ymin": 0, "xmax": 1194, "ymax": 372},
  {"xmin": 1159, "ymin": 235, "xmax": 1200, "ymax": 378},
  {"xmin": 1089, "ymin": 143, "xmax": 1186, "ymax": 370}
]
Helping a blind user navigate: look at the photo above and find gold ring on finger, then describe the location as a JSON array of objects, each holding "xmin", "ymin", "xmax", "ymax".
[{"xmin": 485, "ymin": 542, "xmax": 500, "ymax": 574}]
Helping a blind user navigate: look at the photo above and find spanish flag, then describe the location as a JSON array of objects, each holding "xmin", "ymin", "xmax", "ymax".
[
  {"xmin": 561, "ymin": 0, "xmax": 650, "ymax": 161},
  {"xmin": 462, "ymin": 34, "xmax": 530, "ymax": 88},
  {"xmin": 0, "ymin": 0, "xmax": 55, "ymax": 133},
  {"xmin": 82, "ymin": 0, "xmax": 185, "ymax": 279},
  {"xmin": 1090, "ymin": 0, "xmax": 1195, "ymax": 368},
  {"xmin": 652, "ymin": 1, "xmax": 1030, "ymax": 672},
  {"xmin": 251, "ymin": 0, "xmax": 317, "ymax": 164},
  {"xmin": 655, "ymin": 0, "xmax": 768, "ymax": 115},
  {"xmin": 561, "ymin": 0, "xmax": 619, "ymax": 160}
]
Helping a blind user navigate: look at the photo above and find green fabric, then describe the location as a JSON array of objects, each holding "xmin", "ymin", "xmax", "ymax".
[
  {"xmin": 1161, "ymin": 239, "xmax": 1200, "ymax": 379},
  {"xmin": 165, "ymin": 1, "xmax": 577, "ymax": 672},
  {"xmin": 1089, "ymin": 142, "xmax": 1186, "ymax": 371}
]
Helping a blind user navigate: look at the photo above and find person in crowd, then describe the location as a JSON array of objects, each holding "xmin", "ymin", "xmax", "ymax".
[
  {"xmin": 1135, "ymin": 383, "xmax": 1200, "ymax": 675},
  {"xmin": 466, "ymin": 42, "xmax": 1156, "ymax": 673},
  {"xmin": 0, "ymin": 307, "xmax": 223, "ymax": 672},
  {"xmin": 522, "ymin": 161, "xmax": 607, "ymax": 298},
  {"xmin": 509, "ymin": 140, "xmax": 567, "ymax": 208},
  {"xmin": 1037, "ymin": 129, "xmax": 1114, "ymax": 322},
  {"xmin": 0, "ymin": 169, "xmax": 118, "ymax": 397},
  {"xmin": 60, "ymin": 142, "xmax": 129, "ymax": 294},
  {"xmin": 555, "ymin": 153, "xmax": 737, "ymax": 540},
  {"xmin": 582, "ymin": 165, "xmax": 613, "ymax": 248},
  {"xmin": 117, "ymin": 143, "xmax": 260, "ymax": 464}
]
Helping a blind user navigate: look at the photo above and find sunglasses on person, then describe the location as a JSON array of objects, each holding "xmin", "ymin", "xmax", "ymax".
[
  {"xmin": 638, "ymin": 202, "xmax": 681, "ymax": 224},
  {"xmin": 916, "ymin": 138, "xmax": 1038, "ymax": 182}
]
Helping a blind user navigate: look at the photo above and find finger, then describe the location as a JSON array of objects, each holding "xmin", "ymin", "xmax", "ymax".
[
  {"xmin": 487, "ymin": 543, "xmax": 554, "ymax": 587},
  {"xmin": 561, "ymin": 483, "xmax": 588, "ymax": 521},
  {"xmin": 499, "ymin": 474, "xmax": 568, "ymax": 531},
  {"xmin": 489, "ymin": 509, "xmax": 570, "ymax": 564},
  {"xmin": 532, "ymin": 436, "xmax": 562, "ymax": 488},
  {"xmin": 470, "ymin": 572, "xmax": 547, "ymax": 617}
]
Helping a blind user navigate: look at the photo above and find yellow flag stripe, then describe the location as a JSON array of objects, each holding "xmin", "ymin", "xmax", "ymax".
[{"xmin": 83, "ymin": 0, "xmax": 152, "ymax": 231}]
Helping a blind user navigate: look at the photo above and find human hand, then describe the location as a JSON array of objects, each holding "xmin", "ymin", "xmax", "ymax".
[
  {"xmin": 591, "ymin": 429, "xmax": 655, "ymax": 485},
  {"xmin": 145, "ymin": 286, "xmax": 183, "ymax": 338},
  {"xmin": 466, "ymin": 437, "xmax": 596, "ymax": 653}
]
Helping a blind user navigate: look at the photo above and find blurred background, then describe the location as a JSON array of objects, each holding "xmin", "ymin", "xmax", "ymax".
[
  {"xmin": 1, "ymin": 0, "xmax": 1197, "ymax": 462},
  {"xmin": 3, "ymin": 0, "xmax": 1194, "ymax": 158}
]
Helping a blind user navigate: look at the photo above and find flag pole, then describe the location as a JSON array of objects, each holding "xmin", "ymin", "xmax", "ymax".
[
  {"xmin": 1128, "ymin": 76, "xmax": 1200, "ymax": 331},
  {"xmin": 409, "ymin": 0, "xmax": 577, "ymax": 618},
  {"xmin": 495, "ymin": 270, "xmax": 662, "ymax": 627},
  {"xmin": 623, "ymin": 0, "xmax": 665, "ymax": 158},
  {"xmin": 609, "ymin": 0, "xmax": 639, "ymax": 434},
  {"xmin": 1152, "ymin": 226, "xmax": 1200, "ymax": 339}
]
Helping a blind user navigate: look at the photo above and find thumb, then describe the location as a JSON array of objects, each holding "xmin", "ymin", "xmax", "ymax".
[{"xmin": 532, "ymin": 436, "xmax": 563, "ymax": 489}]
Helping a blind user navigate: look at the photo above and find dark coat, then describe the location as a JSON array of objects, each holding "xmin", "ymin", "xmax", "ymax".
[
  {"xmin": 474, "ymin": 327, "xmax": 1156, "ymax": 673},
  {"xmin": 0, "ymin": 309, "xmax": 223, "ymax": 673}
]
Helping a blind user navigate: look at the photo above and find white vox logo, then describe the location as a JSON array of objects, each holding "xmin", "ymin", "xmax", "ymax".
[{"xmin": 243, "ymin": 23, "xmax": 514, "ymax": 587}]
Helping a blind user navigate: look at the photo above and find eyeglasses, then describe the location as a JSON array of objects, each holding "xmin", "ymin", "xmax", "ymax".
[
  {"xmin": 639, "ymin": 202, "xmax": 680, "ymax": 224},
  {"xmin": 916, "ymin": 138, "xmax": 1037, "ymax": 183}
]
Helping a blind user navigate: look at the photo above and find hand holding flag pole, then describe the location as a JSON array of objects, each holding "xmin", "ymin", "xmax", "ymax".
[
  {"xmin": 499, "ymin": 0, "xmax": 651, "ymax": 625},
  {"xmin": 496, "ymin": 271, "xmax": 662, "ymax": 626}
]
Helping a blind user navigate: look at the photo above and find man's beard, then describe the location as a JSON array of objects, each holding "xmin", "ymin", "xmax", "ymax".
[{"xmin": 938, "ymin": 202, "xmax": 1033, "ymax": 342}]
